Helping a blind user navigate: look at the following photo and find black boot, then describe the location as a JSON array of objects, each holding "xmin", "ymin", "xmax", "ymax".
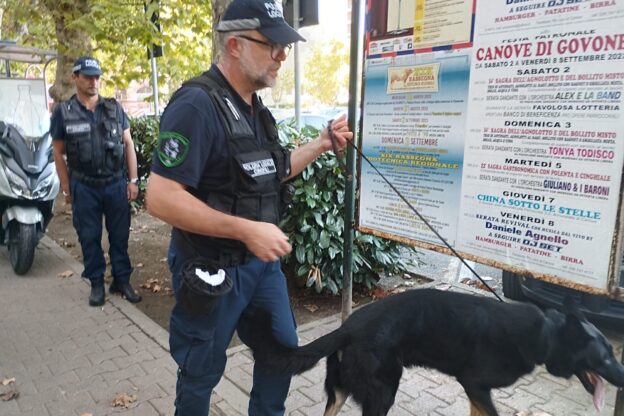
[
  {"xmin": 89, "ymin": 281, "xmax": 105, "ymax": 306},
  {"xmin": 109, "ymin": 282, "xmax": 142, "ymax": 303}
]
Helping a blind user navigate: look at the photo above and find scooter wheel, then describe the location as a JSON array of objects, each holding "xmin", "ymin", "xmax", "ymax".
[{"xmin": 8, "ymin": 221, "xmax": 37, "ymax": 275}]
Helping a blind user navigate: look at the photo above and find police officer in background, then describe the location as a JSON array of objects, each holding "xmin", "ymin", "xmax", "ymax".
[
  {"xmin": 145, "ymin": 0, "xmax": 352, "ymax": 413},
  {"xmin": 51, "ymin": 56, "xmax": 142, "ymax": 307}
]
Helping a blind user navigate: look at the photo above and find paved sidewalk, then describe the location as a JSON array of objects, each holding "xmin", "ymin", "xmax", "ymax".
[
  {"xmin": 0, "ymin": 237, "xmax": 622, "ymax": 415},
  {"xmin": 0, "ymin": 237, "xmax": 176, "ymax": 416}
]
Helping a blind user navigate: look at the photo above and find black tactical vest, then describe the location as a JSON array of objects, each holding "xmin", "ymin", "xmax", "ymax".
[
  {"xmin": 60, "ymin": 96, "xmax": 125, "ymax": 185},
  {"xmin": 170, "ymin": 70, "xmax": 292, "ymax": 266}
]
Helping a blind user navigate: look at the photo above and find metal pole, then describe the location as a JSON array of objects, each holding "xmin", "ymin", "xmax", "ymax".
[
  {"xmin": 293, "ymin": 0, "xmax": 301, "ymax": 130},
  {"xmin": 616, "ymin": 355, "xmax": 624, "ymax": 416},
  {"xmin": 43, "ymin": 58, "xmax": 56, "ymax": 111},
  {"xmin": 150, "ymin": 55, "xmax": 159, "ymax": 117},
  {"xmin": 342, "ymin": 0, "xmax": 363, "ymax": 322},
  {"xmin": 613, "ymin": 189, "xmax": 624, "ymax": 416}
]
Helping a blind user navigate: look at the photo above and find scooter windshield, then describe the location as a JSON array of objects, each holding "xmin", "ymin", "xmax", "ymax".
[{"xmin": 0, "ymin": 79, "xmax": 50, "ymax": 138}]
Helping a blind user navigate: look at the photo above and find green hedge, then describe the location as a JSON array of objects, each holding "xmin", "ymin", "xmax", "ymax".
[
  {"xmin": 129, "ymin": 116, "xmax": 159, "ymax": 206},
  {"xmin": 278, "ymin": 125, "xmax": 420, "ymax": 294}
]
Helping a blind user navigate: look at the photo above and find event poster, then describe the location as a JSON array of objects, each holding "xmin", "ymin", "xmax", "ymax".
[
  {"xmin": 368, "ymin": 0, "xmax": 473, "ymax": 55},
  {"xmin": 359, "ymin": 50, "xmax": 470, "ymax": 245},
  {"xmin": 357, "ymin": 0, "xmax": 624, "ymax": 291},
  {"xmin": 358, "ymin": 0, "xmax": 475, "ymax": 245},
  {"xmin": 457, "ymin": 1, "xmax": 624, "ymax": 289},
  {"xmin": 411, "ymin": 0, "xmax": 473, "ymax": 49}
]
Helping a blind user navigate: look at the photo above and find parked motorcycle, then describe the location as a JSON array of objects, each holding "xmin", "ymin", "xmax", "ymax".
[
  {"xmin": 0, "ymin": 43, "xmax": 59, "ymax": 274},
  {"xmin": 0, "ymin": 121, "xmax": 59, "ymax": 274}
]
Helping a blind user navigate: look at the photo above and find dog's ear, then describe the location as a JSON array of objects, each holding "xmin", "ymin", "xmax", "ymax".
[
  {"xmin": 562, "ymin": 295, "xmax": 587, "ymax": 321},
  {"xmin": 561, "ymin": 299, "xmax": 591, "ymax": 345}
]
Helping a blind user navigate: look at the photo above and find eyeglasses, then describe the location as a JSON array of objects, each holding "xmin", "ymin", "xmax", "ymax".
[{"xmin": 236, "ymin": 35, "xmax": 292, "ymax": 60}]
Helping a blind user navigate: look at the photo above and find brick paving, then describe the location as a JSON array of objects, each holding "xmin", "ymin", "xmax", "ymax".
[{"xmin": 0, "ymin": 237, "xmax": 621, "ymax": 415}]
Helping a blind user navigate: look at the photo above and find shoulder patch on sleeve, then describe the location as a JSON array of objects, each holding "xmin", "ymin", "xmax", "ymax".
[{"xmin": 157, "ymin": 131, "xmax": 190, "ymax": 168}]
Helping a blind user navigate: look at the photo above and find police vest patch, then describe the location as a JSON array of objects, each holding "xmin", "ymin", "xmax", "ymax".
[
  {"xmin": 66, "ymin": 123, "xmax": 91, "ymax": 134},
  {"xmin": 242, "ymin": 158, "xmax": 276, "ymax": 177},
  {"xmin": 157, "ymin": 131, "xmax": 190, "ymax": 168}
]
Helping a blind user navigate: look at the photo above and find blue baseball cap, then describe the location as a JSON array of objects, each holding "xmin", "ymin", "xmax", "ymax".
[
  {"xmin": 216, "ymin": 0, "xmax": 305, "ymax": 45},
  {"xmin": 72, "ymin": 56, "xmax": 102, "ymax": 76}
]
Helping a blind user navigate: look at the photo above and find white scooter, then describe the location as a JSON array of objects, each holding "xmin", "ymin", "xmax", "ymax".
[
  {"xmin": 0, "ymin": 42, "xmax": 59, "ymax": 274},
  {"xmin": 0, "ymin": 121, "xmax": 59, "ymax": 274}
]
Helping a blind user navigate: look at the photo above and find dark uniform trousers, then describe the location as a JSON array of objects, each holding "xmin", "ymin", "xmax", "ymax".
[
  {"xmin": 167, "ymin": 242, "xmax": 299, "ymax": 415},
  {"xmin": 70, "ymin": 176, "xmax": 133, "ymax": 285}
]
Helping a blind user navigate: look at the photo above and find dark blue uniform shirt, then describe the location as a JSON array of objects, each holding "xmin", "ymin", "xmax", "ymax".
[
  {"xmin": 50, "ymin": 96, "xmax": 129, "ymax": 141},
  {"xmin": 152, "ymin": 65, "xmax": 268, "ymax": 191}
]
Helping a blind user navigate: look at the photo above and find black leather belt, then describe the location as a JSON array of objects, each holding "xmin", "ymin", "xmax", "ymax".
[{"xmin": 71, "ymin": 170, "xmax": 122, "ymax": 187}]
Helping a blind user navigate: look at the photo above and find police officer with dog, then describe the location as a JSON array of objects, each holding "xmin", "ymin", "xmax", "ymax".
[
  {"xmin": 51, "ymin": 56, "xmax": 142, "ymax": 307},
  {"xmin": 145, "ymin": 0, "xmax": 352, "ymax": 413}
]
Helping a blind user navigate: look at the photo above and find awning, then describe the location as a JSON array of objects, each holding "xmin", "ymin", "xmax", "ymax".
[{"xmin": 0, "ymin": 41, "xmax": 56, "ymax": 64}]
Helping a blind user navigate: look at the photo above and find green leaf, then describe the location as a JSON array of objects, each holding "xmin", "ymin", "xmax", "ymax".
[
  {"xmin": 296, "ymin": 244, "xmax": 306, "ymax": 263},
  {"xmin": 314, "ymin": 212, "xmax": 324, "ymax": 227},
  {"xmin": 328, "ymin": 246, "xmax": 338, "ymax": 259},
  {"xmin": 296, "ymin": 264, "xmax": 308, "ymax": 277},
  {"xmin": 326, "ymin": 278, "xmax": 339, "ymax": 295},
  {"xmin": 319, "ymin": 230, "xmax": 330, "ymax": 249},
  {"xmin": 358, "ymin": 234, "xmax": 374, "ymax": 244}
]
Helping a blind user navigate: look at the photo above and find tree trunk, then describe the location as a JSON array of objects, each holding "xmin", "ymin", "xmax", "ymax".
[
  {"xmin": 42, "ymin": 0, "xmax": 92, "ymax": 104},
  {"xmin": 211, "ymin": 0, "xmax": 231, "ymax": 64}
]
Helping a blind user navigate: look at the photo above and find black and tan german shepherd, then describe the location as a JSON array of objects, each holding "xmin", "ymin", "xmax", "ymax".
[{"xmin": 246, "ymin": 288, "xmax": 624, "ymax": 416}]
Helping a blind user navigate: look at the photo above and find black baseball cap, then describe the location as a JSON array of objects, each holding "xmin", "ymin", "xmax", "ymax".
[
  {"xmin": 72, "ymin": 56, "xmax": 102, "ymax": 76},
  {"xmin": 216, "ymin": 0, "xmax": 306, "ymax": 45}
]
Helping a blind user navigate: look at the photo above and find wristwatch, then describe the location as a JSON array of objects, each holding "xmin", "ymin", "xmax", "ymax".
[{"xmin": 129, "ymin": 178, "xmax": 139, "ymax": 185}]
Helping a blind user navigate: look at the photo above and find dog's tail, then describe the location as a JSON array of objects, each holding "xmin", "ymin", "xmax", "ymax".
[{"xmin": 244, "ymin": 309, "xmax": 347, "ymax": 376}]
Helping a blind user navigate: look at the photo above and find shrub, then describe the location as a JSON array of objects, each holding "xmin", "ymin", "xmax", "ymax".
[
  {"xmin": 278, "ymin": 124, "xmax": 421, "ymax": 295},
  {"xmin": 129, "ymin": 116, "xmax": 159, "ymax": 206}
]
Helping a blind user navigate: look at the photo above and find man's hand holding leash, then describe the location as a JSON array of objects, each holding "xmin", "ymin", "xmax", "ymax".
[
  {"xmin": 242, "ymin": 221, "xmax": 292, "ymax": 263},
  {"xmin": 288, "ymin": 114, "xmax": 353, "ymax": 180},
  {"xmin": 321, "ymin": 114, "xmax": 352, "ymax": 153}
]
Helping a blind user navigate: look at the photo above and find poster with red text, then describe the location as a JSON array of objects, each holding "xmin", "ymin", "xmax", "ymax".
[{"xmin": 457, "ymin": 0, "xmax": 624, "ymax": 290}]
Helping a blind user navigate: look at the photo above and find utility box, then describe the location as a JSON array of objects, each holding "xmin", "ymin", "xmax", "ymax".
[{"xmin": 283, "ymin": 0, "xmax": 319, "ymax": 28}]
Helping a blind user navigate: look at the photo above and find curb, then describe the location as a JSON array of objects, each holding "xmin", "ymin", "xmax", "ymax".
[{"xmin": 42, "ymin": 235, "xmax": 171, "ymax": 351}]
